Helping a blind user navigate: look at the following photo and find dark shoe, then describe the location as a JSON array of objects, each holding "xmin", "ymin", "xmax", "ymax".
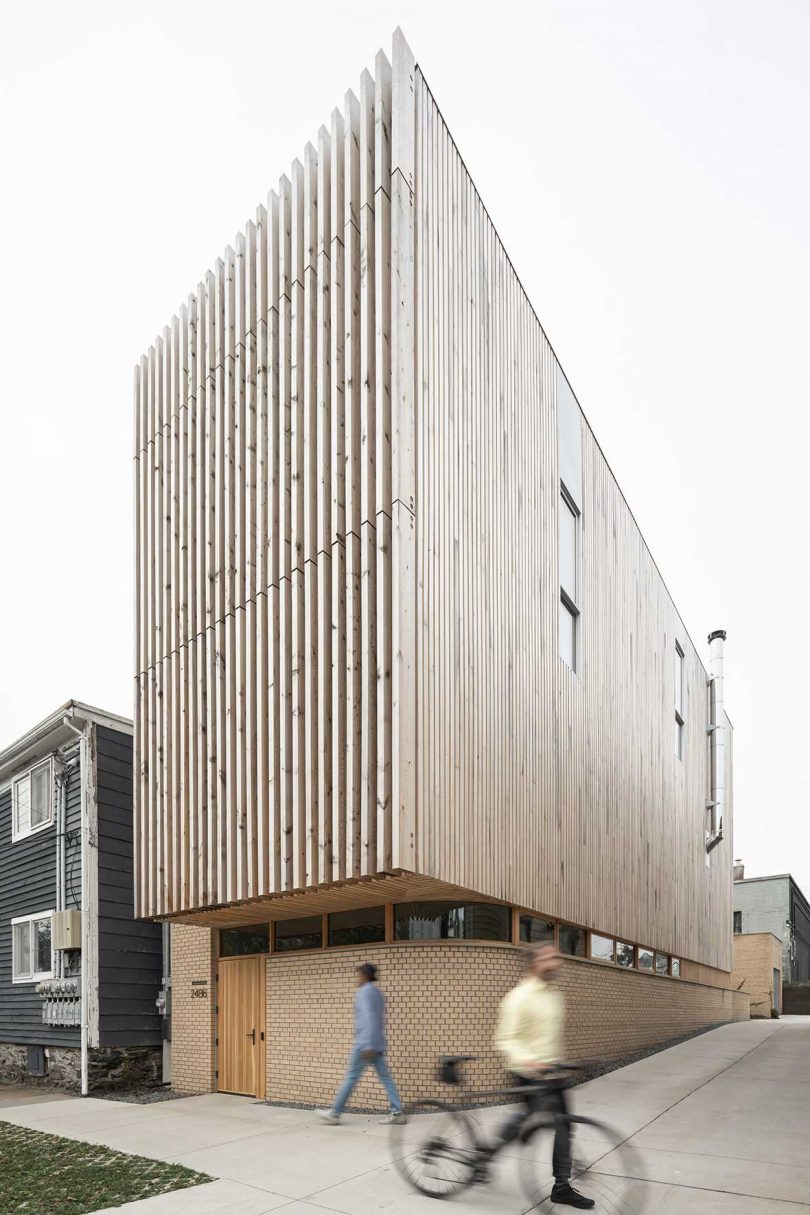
[{"xmin": 550, "ymin": 1183, "xmax": 596, "ymax": 1209}]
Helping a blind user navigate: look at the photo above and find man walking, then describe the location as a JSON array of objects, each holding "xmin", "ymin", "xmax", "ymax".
[
  {"xmin": 318, "ymin": 962, "xmax": 406, "ymax": 1125},
  {"xmin": 494, "ymin": 943, "xmax": 594, "ymax": 1209}
]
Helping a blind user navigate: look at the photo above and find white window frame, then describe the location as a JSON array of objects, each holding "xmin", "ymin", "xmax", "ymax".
[
  {"xmin": 674, "ymin": 642, "xmax": 685, "ymax": 760},
  {"xmin": 559, "ymin": 486, "xmax": 580, "ymax": 673},
  {"xmin": 11, "ymin": 757, "xmax": 54, "ymax": 842},
  {"xmin": 11, "ymin": 910, "xmax": 54, "ymax": 984}
]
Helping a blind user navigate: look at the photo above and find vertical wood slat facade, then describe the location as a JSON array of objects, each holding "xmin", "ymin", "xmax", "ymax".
[
  {"xmin": 412, "ymin": 68, "xmax": 732, "ymax": 972},
  {"xmin": 135, "ymin": 32, "xmax": 414, "ymax": 920},
  {"xmin": 135, "ymin": 30, "xmax": 731, "ymax": 973}
]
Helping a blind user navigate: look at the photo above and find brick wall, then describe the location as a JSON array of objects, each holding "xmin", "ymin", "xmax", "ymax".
[
  {"xmin": 263, "ymin": 944, "xmax": 750, "ymax": 1110},
  {"xmin": 167, "ymin": 935, "xmax": 749, "ymax": 1102},
  {"xmin": 732, "ymin": 932, "xmax": 782, "ymax": 1017},
  {"xmin": 170, "ymin": 924, "xmax": 216, "ymax": 1093}
]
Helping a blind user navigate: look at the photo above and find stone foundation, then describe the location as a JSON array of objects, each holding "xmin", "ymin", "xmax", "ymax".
[
  {"xmin": 88, "ymin": 1046, "xmax": 162, "ymax": 1090},
  {"xmin": 0, "ymin": 1042, "xmax": 162, "ymax": 1092}
]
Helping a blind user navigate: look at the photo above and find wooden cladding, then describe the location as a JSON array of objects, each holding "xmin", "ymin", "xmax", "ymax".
[
  {"xmin": 136, "ymin": 29, "xmax": 731, "ymax": 976},
  {"xmin": 134, "ymin": 32, "xmax": 417, "ymax": 917},
  {"xmin": 412, "ymin": 70, "xmax": 732, "ymax": 972}
]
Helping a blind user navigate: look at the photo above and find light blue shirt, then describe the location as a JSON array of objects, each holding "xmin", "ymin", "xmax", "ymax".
[{"xmin": 354, "ymin": 982, "xmax": 386, "ymax": 1053}]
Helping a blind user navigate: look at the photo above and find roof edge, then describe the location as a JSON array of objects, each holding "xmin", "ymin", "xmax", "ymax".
[{"xmin": 0, "ymin": 700, "xmax": 133, "ymax": 780}]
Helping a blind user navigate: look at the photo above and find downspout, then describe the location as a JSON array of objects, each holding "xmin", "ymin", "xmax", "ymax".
[
  {"xmin": 63, "ymin": 715, "xmax": 91, "ymax": 1096},
  {"xmin": 706, "ymin": 629, "xmax": 726, "ymax": 856},
  {"xmin": 54, "ymin": 757, "xmax": 66, "ymax": 980}
]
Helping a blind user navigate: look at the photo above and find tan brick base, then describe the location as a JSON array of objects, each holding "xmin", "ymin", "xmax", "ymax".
[
  {"xmin": 170, "ymin": 935, "xmax": 750, "ymax": 1104},
  {"xmin": 170, "ymin": 924, "xmax": 217, "ymax": 1093},
  {"xmin": 264, "ymin": 944, "xmax": 749, "ymax": 1109},
  {"xmin": 732, "ymin": 933, "xmax": 782, "ymax": 1017}
]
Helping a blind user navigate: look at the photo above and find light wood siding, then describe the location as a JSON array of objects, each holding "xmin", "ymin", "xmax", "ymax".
[
  {"xmin": 412, "ymin": 69, "xmax": 732, "ymax": 972},
  {"xmin": 134, "ymin": 32, "xmax": 416, "ymax": 918},
  {"xmin": 135, "ymin": 31, "xmax": 731, "ymax": 975}
]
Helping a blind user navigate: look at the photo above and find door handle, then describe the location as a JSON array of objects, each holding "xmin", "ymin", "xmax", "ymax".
[{"xmin": 246, "ymin": 1028, "xmax": 256, "ymax": 1044}]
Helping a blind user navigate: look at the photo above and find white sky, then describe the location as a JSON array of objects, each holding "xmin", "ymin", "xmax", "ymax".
[{"xmin": 1, "ymin": 1, "xmax": 808, "ymax": 894}]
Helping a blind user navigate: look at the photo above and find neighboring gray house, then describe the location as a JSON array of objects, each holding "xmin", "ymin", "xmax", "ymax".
[
  {"xmin": 0, "ymin": 701, "xmax": 164, "ymax": 1090},
  {"xmin": 733, "ymin": 862, "xmax": 810, "ymax": 983}
]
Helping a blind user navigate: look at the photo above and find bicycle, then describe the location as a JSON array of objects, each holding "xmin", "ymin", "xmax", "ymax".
[{"xmin": 389, "ymin": 1054, "xmax": 651, "ymax": 1213}]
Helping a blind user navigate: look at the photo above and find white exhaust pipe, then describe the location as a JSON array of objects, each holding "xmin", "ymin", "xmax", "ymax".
[{"xmin": 706, "ymin": 629, "xmax": 726, "ymax": 856}]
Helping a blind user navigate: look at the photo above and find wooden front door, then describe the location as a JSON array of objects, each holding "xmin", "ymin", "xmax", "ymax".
[{"xmin": 218, "ymin": 956, "xmax": 265, "ymax": 1097}]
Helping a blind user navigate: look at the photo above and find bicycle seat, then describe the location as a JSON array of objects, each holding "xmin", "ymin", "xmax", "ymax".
[{"xmin": 437, "ymin": 1054, "xmax": 477, "ymax": 1085}]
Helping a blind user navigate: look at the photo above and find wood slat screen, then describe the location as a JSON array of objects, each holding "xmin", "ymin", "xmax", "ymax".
[{"xmin": 135, "ymin": 32, "xmax": 417, "ymax": 917}]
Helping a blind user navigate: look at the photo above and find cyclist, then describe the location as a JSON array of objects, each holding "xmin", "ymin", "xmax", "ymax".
[
  {"xmin": 493, "ymin": 942, "xmax": 595, "ymax": 1209},
  {"xmin": 317, "ymin": 962, "xmax": 406, "ymax": 1126}
]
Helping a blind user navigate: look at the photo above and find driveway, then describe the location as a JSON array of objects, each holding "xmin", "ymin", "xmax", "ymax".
[{"xmin": 1, "ymin": 1017, "xmax": 808, "ymax": 1213}]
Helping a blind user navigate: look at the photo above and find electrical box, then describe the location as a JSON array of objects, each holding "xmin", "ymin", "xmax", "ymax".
[{"xmin": 52, "ymin": 909, "xmax": 82, "ymax": 950}]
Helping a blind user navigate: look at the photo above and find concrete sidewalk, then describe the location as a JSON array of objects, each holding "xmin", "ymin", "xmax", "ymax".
[{"xmin": 1, "ymin": 1017, "xmax": 808, "ymax": 1213}]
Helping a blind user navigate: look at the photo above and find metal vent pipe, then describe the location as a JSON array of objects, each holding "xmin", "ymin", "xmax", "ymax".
[{"xmin": 707, "ymin": 629, "xmax": 726, "ymax": 854}]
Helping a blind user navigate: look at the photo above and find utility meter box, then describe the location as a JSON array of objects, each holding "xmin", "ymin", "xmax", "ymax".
[{"xmin": 52, "ymin": 909, "xmax": 82, "ymax": 950}]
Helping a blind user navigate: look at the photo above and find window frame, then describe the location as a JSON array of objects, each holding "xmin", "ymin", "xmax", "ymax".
[
  {"xmin": 11, "ymin": 910, "xmax": 54, "ymax": 984},
  {"xmin": 733, "ymin": 910, "xmax": 742, "ymax": 935},
  {"xmin": 559, "ymin": 486, "xmax": 581, "ymax": 673},
  {"xmin": 328, "ymin": 906, "xmax": 387, "ymax": 948},
  {"xmin": 11, "ymin": 758, "xmax": 54, "ymax": 843},
  {"xmin": 272, "ymin": 914, "xmax": 324, "ymax": 954},
  {"xmin": 674, "ymin": 641, "xmax": 685, "ymax": 760},
  {"xmin": 637, "ymin": 946, "xmax": 655, "ymax": 972},
  {"xmin": 616, "ymin": 941, "xmax": 636, "ymax": 969},
  {"xmin": 393, "ymin": 900, "xmax": 512, "ymax": 943},
  {"xmin": 589, "ymin": 933, "xmax": 616, "ymax": 964}
]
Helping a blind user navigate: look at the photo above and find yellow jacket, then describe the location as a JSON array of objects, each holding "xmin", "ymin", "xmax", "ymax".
[{"xmin": 495, "ymin": 976, "xmax": 563, "ymax": 1075}]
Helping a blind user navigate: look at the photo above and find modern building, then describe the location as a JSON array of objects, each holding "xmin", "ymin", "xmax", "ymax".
[
  {"xmin": 0, "ymin": 701, "xmax": 164, "ymax": 1091},
  {"xmin": 733, "ymin": 864, "xmax": 810, "ymax": 983},
  {"xmin": 134, "ymin": 29, "xmax": 748, "ymax": 1106}
]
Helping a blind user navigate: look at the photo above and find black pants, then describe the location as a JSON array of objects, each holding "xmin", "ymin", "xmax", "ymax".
[{"xmin": 496, "ymin": 1075, "xmax": 572, "ymax": 1184}]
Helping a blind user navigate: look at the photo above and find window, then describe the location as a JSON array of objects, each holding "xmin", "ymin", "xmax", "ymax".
[
  {"xmin": 655, "ymin": 952, "xmax": 669, "ymax": 976},
  {"xmin": 12, "ymin": 912, "xmax": 53, "ymax": 983},
  {"xmin": 559, "ymin": 491, "xmax": 580, "ymax": 672},
  {"xmin": 328, "ymin": 907, "xmax": 386, "ymax": 947},
  {"xmin": 274, "ymin": 915, "xmax": 323, "ymax": 952},
  {"xmin": 674, "ymin": 642, "xmax": 685, "ymax": 759},
  {"xmin": 220, "ymin": 924, "xmax": 270, "ymax": 956},
  {"xmin": 12, "ymin": 759, "xmax": 53, "ymax": 841},
  {"xmin": 616, "ymin": 942, "xmax": 635, "ymax": 968},
  {"xmin": 394, "ymin": 902, "xmax": 511, "ymax": 942},
  {"xmin": 519, "ymin": 915, "xmax": 556, "ymax": 945},
  {"xmin": 733, "ymin": 910, "xmax": 742, "ymax": 934},
  {"xmin": 671, "ymin": 958, "xmax": 681, "ymax": 978},
  {"xmin": 638, "ymin": 948, "xmax": 654, "ymax": 972},
  {"xmin": 590, "ymin": 934, "xmax": 614, "ymax": 963},
  {"xmin": 558, "ymin": 923, "xmax": 587, "ymax": 958}
]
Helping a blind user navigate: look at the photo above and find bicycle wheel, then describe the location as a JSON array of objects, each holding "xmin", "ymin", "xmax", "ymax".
[
  {"xmin": 518, "ymin": 1113, "xmax": 653, "ymax": 1214},
  {"xmin": 390, "ymin": 1099, "xmax": 480, "ymax": 1199}
]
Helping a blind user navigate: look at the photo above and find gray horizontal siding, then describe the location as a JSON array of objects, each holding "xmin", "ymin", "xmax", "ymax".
[
  {"xmin": 96, "ymin": 726, "xmax": 161, "ymax": 1047},
  {"xmin": 0, "ymin": 750, "xmax": 82, "ymax": 1048}
]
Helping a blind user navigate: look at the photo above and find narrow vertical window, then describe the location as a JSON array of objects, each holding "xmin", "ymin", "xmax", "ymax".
[
  {"xmin": 674, "ymin": 642, "xmax": 685, "ymax": 759},
  {"xmin": 559, "ymin": 489, "xmax": 579, "ymax": 672}
]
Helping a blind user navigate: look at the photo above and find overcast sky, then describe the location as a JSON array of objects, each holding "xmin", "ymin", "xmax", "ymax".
[{"xmin": 1, "ymin": 0, "xmax": 808, "ymax": 894}]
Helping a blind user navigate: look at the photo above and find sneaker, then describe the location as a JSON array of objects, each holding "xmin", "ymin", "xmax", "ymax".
[
  {"xmin": 317, "ymin": 1109, "xmax": 341, "ymax": 1125},
  {"xmin": 380, "ymin": 1111, "xmax": 407, "ymax": 1124},
  {"xmin": 550, "ymin": 1183, "xmax": 596, "ymax": 1209}
]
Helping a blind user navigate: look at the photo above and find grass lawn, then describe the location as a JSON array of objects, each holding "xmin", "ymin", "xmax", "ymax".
[{"xmin": 0, "ymin": 1119, "xmax": 211, "ymax": 1214}]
